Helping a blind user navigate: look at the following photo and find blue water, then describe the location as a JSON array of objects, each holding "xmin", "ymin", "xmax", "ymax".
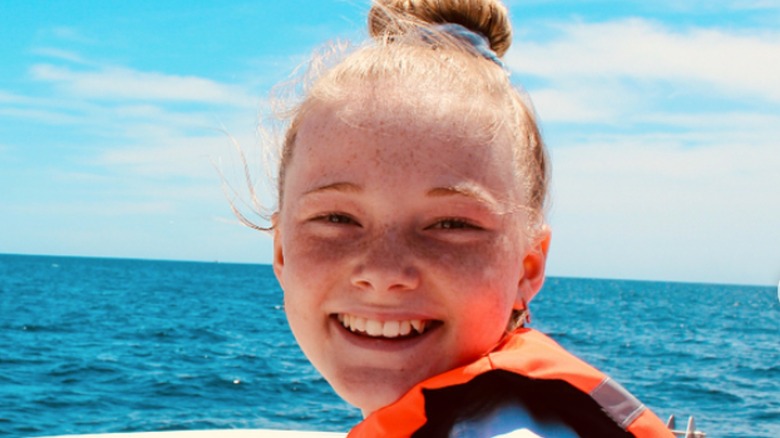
[{"xmin": 0, "ymin": 254, "xmax": 777, "ymax": 437}]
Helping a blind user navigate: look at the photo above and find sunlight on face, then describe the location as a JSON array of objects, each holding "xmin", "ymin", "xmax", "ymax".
[{"xmin": 273, "ymin": 88, "xmax": 536, "ymax": 414}]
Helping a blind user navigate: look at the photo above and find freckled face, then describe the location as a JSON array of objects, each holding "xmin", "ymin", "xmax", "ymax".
[{"xmin": 273, "ymin": 96, "xmax": 532, "ymax": 415}]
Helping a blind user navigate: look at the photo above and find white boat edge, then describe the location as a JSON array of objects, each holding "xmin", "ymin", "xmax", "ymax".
[
  {"xmin": 38, "ymin": 430, "xmax": 347, "ymax": 438},
  {"xmin": 37, "ymin": 428, "xmax": 547, "ymax": 438}
]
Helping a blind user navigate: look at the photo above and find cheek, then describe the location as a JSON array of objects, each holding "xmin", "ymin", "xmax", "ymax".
[
  {"xmin": 422, "ymin": 235, "xmax": 521, "ymax": 327},
  {"xmin": 282, "ymin": 231, "xmax": 360, "ymax": 285},
  {"xmin": 280, "ymin": 235, "xmax": 340, "ymax": 352},
  {"xmin": 279, "ymin": 230, "xmax": 362, "ymax": 320},
  {"xmin": 421, "ymin": 233, "xmax": 521, "ymax": 286}
]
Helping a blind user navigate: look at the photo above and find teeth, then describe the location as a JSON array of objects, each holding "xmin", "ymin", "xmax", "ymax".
[
  {"xmin": 353, "ymin": 316, "xmax": 366, "ymax": 332},
  {"xmin": 338, "ymin": 314, "xmax": 431, "ymax": 338},
  {"xmin": 411, "ymin": 319, "xmax": 425, "ymax": 333},
  {"xmin": 383, "ymin": 320, "xmax": 400, "ymax": 338},
  {"xmin": 399, "ymin": 320, "xmax": 411, "ymax": 336},
  {"xmin": 365, "ymin": 319, "xmax": 383, "ymax": 336}
]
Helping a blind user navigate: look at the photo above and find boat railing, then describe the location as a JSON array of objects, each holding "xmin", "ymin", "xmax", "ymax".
[{"xmin": 667, "ymin": 415, "xmax": 706, "ymax": 437}]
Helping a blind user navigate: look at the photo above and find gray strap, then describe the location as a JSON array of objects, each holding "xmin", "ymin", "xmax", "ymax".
[{"xmin": 590, "ymin": 377, "xmax": 647, "ymax": 429}]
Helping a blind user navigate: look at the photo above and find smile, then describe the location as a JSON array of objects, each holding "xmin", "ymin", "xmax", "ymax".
[{"xmin": 336, "ymin": 313, "xmax": 434, "ymax": 338}]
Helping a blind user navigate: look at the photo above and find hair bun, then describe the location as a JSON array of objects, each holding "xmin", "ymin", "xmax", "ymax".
[{"xmin": 368, "ymin": 0, "xmax": 512, "ymax": 58}]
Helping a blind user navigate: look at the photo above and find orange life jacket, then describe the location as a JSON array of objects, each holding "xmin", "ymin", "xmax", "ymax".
[{"xmin": 348, "ymin": 328, "xmax": 673, "ymax": 437}]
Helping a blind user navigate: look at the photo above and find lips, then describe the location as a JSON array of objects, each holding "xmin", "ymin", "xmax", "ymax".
[{"xmin": 336, "ymin": 313, "xmax": 433, "ymax": 338}]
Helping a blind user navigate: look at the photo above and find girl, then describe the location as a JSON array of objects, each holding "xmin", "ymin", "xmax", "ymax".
[{"xmin": 254, "ymin": 0, "xmax": 674, "ymax": 436}]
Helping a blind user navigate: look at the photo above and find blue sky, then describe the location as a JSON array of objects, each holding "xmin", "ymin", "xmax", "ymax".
[{"xmin": 1, "ymin": 1, "xmax": 778, "ymax": 286}]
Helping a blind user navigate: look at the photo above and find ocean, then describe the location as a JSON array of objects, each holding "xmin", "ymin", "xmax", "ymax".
[{"xmin": 0, "ymin": 254, "xmax": 777, "ymax": 437}]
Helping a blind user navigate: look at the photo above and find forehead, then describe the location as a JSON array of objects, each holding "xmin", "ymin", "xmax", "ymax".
[
  {"xmin": 326, "ymin": 79, "xmax": 490, "ymax": 136},
  {"xmin": 290, "ymin": 86, "xmax": 522, "ymax": 203},
  {"xmin": 308, "ymin": 77, "xmax": 507, "ymax": 147}
]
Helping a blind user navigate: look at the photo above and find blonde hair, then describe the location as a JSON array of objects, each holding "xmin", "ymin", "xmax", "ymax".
[{"xmin": 368, "ymin": 0, "xmax": 512, "ymax": 57}]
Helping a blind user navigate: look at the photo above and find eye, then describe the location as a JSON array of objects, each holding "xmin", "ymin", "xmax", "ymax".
[
  {"xmin": 429, "ymin": 218, "xmax": 482, "ymax": 230},
  {"xmin": 314, "ymin": 213, "xmax": 360, "ymax": 226}
]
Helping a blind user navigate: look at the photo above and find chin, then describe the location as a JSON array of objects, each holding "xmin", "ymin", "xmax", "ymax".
[
  {"xmin": 332, "ymin": 372, "xmax": 417, "ymax": 416},
  {"xmin": 349, "ymin": 392, "xmax": 401, "ymax": 417}
]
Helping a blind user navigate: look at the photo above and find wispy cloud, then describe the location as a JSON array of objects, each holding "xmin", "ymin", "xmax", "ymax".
[
  {"xmin": 47, "ymin": 26, "xmax": 95, "ymax": 44},
  {"xmin": 524, "ymin": 82, "xmax": 638, "ymax": 124},
  {"xmin": 506, "ymin": 0, "xmax": 780, "ymax": 13},
  {"xmin": 0, "ymin": 107, "xmax": 87, "ymax": 125},
  {"xmin": 548, "ymin": 136, "xmax": 780, "ymax": 285},
  {"xmin": 29, "ymin": 64, "xmax": 256, "ymax": 107},
  {"xmin": 508, "ymin": 19, "xmax": 780, "ymax": 104},
  {"xmin": 93, "ymin": 134, "xmax": 245, "ymax": 179},
  {"xmin": 29, "ymin": 47, "xmax": 92, "ymax": 65},
  {"xmin": 1, "ymin": 49, "xmax": 265, "ymax": 258},
  {"xmin": 659, "ymin": 0, "xmax": 780, "ymax": 12},
  {"xmin": 10, "ymin": 200, "xmax": 176, "ymax": 217}
]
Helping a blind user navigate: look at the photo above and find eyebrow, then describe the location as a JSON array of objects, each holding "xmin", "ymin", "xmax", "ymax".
[
  {"xmin": 303, "ymin": 181, "xmax": 500, "ymax": 207},
  {"xmin": 303, "ymin": 182, "xmax": 362, "ymax": 196},
  {"xmin": 426, "ymin": 184, "xmax": 498, "ymax": 206}
]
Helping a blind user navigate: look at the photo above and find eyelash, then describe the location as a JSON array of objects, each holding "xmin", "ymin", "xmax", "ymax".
[
  {"xmin": 429, "ymin": 218, "xmax": 482, "ymax": 231},
  {"xmin": 314, "ymin": 213, "xmax": 359, "ymax": 226},
  {"xmin": 310, "ymin": 214, "xmax": 481, "ymax": 231}
]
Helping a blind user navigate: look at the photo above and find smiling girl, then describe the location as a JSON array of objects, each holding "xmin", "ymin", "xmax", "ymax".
[{"xmin": 255, "ymin": 0, "xmax": 674, "ymax": 436}]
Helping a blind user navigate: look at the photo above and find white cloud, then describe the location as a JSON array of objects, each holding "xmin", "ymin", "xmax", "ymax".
[
  {"xmin": 13, "ymin": 200, "xmax": 176, "ymax": 217},
  {"xmin": 660, "ymin": 0, "xmax": 780, "ymax": 12},
  {"xmin": 40, "ymin": 26, "xmax": 96, "ymax": 45},
  {"xmin": 638, "ymin": 111, "xmax": 780, "ymax": 132},
  {"xmin": 2, "ymin": 52, "xmax": 272, "ymax": 263},
  {"xmin": 508, "ymin": 19, "xmax": 780, "ymax": 103},
  {"xmin": 0, "ymin": 90, "xmax": 52, "ymax": 106},
  {"xmin": 111, "ymin": 104, "xmax": 225, "ymax": 132},
  {"xmin": 0, "ymin": 107, "xmax": 85, "ymax": 125},
  {"xmin": 506, "ymin": 0, "xmax": 780, "ymax": 11},
  {"xmin": 30, "ymin": 64, "xmax": 256, "ymax": 107},
  {"xmin": 547, "ymin": 135, "xmax": 780, "ymax": 286},
  {"xmin": 94, "ymin": 134, "xmax": 235, "ymax": 179},
  {"xmin": 526, "ymin": 81, "xmax": 639, "ymax": 124},
  {"xmin": 2, "ymin": 58, "xmax": 262, "ymax": 148},
  {"xmin": 30, "ymin": 47, "xmax": 90, "ymax": 65}
]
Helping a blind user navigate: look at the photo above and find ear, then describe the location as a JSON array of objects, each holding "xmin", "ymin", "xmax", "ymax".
[
  {"xmin": 515, "ymin": 227, "xmax": 552, "ymax": 309},
  {"xmin": 272, "ymin": 213, "xmax": 285, "ymax": 288}
]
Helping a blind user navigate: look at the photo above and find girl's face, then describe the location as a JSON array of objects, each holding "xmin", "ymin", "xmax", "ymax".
[{"xmin": 273, "ymin": 94, "xmax": 548, "ymax": 415}]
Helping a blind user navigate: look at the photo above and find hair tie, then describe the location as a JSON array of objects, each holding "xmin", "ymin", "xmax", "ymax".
[{"xmin": 430, "ymin": 23, "xmax": 507, "ymax": 71}]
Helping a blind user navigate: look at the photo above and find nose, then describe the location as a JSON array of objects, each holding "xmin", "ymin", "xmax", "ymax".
[{"xmin": 350, "ymin": 228, "xmax": 420, "ymax": 293}]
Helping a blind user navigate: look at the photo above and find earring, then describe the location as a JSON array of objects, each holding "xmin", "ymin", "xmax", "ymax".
[{"xmin": 519, "ymin": 298, "xmax": 531, "ymax": 326}]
